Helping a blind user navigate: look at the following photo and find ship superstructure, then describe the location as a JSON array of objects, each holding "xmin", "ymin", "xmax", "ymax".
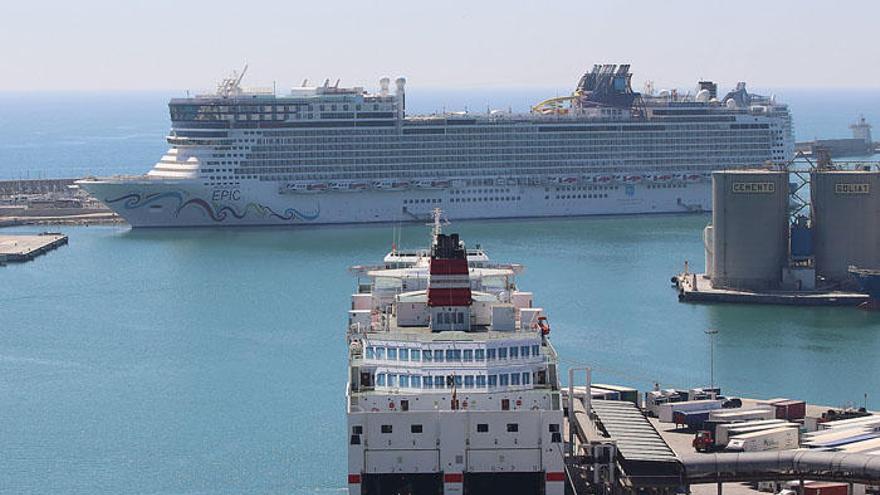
[
  {"xmin": 77, "ymin": 64, "xmax": 794, "ymax": 227},
  {"xmin": 345, "ymin": 212, "xmax": 564, "ymax": 494}
]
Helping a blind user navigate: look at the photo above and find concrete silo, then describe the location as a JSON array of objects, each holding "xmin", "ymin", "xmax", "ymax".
[
  {"xmin": 711, "ymin": 170, "xmax": 789, "ymax": 290},
  {"xmin": 811, "ymin": 170, "xmax": 880, "ymax": 287}
]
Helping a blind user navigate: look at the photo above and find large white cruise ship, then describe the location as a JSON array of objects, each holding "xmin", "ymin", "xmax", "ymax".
[
  {"xmin": 77, "ymin": 64, "xmax": 794, "ymax": 227},
  {"xmin": 346, "ymin": 213, "xmax": 564, "ymax": 495}
]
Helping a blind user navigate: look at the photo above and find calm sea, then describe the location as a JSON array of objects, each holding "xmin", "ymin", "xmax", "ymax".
[{"xmin": 1, "ymin": 89, "xmax": 879, "ymax": 494}]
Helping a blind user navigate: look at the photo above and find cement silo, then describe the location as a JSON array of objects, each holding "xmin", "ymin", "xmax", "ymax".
[
  {"xmin": 711, "ymin": 170, "xmax": 789, "ymax": 290},
  {"xmin": 811, "ymin": 170, "xmax": 880, "ymax": 287}
]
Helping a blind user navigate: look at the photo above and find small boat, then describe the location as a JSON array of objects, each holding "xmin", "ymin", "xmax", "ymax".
[
  {"xmin": 623, "ymin": 175, "xmax": 643, "ymax": 183},
  {"xmin": 374, "ymin": 180, "xmax": 410, "ymax": 191},
  {"xmin": 415, "ymin": 180, "xmax": 450, "ymax": 190},
  {"xmin": 306, "ymin": 182, "xmax": 329, "ymax": 192},
  {"xmin": 849, "ymin": 266, "xmax": 880, "ymax": 310},
  {"xmin": 683, "ymin": 174, "xmax": 702, "ymax": 183},
  {"xmin": 593, "ymin": 175, "xmax": 613, "ymax": 183},
  {"xmin": 558, "ymin": 176, "xmax": 579, "ymax": 185},
  {"xmin": 652, "ymin": 174, "xmax": 673, "ymax": 183},
  {"xmin": 280, "ymin": 182, "xmax": 309, "ymax": 194},
  {"xmin": 350, "ymin": 182, "xmax": 370, "ymax": 191},
  {"xmin": 330, "ymin": 182, "xmax": 351, "ymax": 191}
]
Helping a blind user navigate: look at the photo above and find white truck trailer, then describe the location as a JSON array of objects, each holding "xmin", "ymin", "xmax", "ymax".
[{"xmin": 725, "ymin": 426, "xmax": 799, "ymax": 452}]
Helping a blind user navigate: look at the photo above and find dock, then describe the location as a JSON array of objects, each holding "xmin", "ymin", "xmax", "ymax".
[
  {"xmin": 0, "ymin": 233, "xmax": 68, "ymax": 263},
  {"xmin": 675, "ymin": 272, "xmax": 870, "ymax": 306}
]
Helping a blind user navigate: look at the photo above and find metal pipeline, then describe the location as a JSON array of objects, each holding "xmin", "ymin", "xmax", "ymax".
[{"xmin": 681, "ymin": 451, "xmax": 880, "ymax": 485}]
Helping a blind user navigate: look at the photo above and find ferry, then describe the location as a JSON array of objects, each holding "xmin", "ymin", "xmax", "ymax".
[
  {"xmin": 77, "ymin": 64, "xmax": 794, "ymax": 227},
  {"xmin": 345, "ymin": 211, "xmax": 565, "ymax": 494}
]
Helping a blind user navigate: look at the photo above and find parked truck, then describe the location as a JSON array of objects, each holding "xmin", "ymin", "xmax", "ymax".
[
  {"xmin": 709, "ymin": 408, "xmax": 775, "ymax": 422},
  {"xmin": 715, "ymin": 420, "xmax": 791, "ymax": 448},
  {"xmin": 658, "ymin": 399, "xmax": 724, "ymax": 423},
  {"xmin": 725, "ymin": 426, "xmax": 799, "ymax": 452}
]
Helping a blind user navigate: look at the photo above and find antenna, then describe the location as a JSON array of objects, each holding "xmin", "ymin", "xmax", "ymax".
[
  {"xmin": 431, "ymin": 208, "xmax": 443, "ymax": 243},
  {"xmin": 302, "ymin": 78, "xmax": 308, "ymax": 87}
]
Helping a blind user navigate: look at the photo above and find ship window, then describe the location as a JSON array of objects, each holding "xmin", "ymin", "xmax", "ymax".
[
  {"xmin": 410, "ymin": 349, "xmax": 420, "ymax": 361},
  {"xmin": 463, "ymin": 349, "xmax": 473, "ymax": 362},
  {"xmin": 376, "ymin": 347, "xmax": 385, "ymax": 360},
  {"xmin": 353, "ymin": 425, "xmax": 363, "ymax": 434},
  {"xmin": 433, "ymin": 376, "xmax": 444, "ymax": 388},
  {"xmin": 476, "ymin": 375, "xmax": 486, "ymax": 388},
  {"xmin": 520, "ymin": 346, "xmax": 529, "ymax": 357},
  {"xmin": 381, "ymin": 425, "xmax": 393, "ymax": 434},
  {"xmin": 387, "ymin": 348, "xmax": 397, "ymax": 360},
  {"xmin": 399, "ymin": 375, "xmax": 409, "ymax": 388},
  {"xmin": 549, "ymin": 423, "xmax": 559, "ymax": 433},
  {"xmin": 387, "ymin": 374, "xmax": 397, "ymax": 387},
  {"xmin": 477, "ymin": 423, "xmax": 489, "ymax": 433},
  {"xmin": 488, "ymin": 375, "xmax": 497, "ymax": 387},
  {"xmin": 531, "ymin": 345, "xmax": 539, "ymax": 356},
  {"xmin": 445, "ymin": 349, "xmax": 454, "ymax": 361},
  {"xmin": 501, "ymin": 399, "xmax": 510, "ymax": 410},
  {"xmin": 411, "ymin": 424, "xmax": 423, "ymax": 433},
  {"xmin": 511, "ymin": 373, "xmax": 520, "ymax": 386},
  {"xmin": 522, "ymin": 372, "xmax": 530, "ymax": 385},
  {"xmin": 433, "ymin": 350, "xmax": 443, "ymax": 362},
  {"xmin": 474, "ymin": 349, "xmax": 485, "ymax": 361},
  {"xmin": 453, "ymin": 349, "xmax": 462, "ymax": 361},
  {"xmin": 376, "ymin": 373, "xmax": 386, "ymax": 386},
  {"xmin": 411, "ymin": 376, "xmax": 421, "ymax": 388},
  {"xmin": 423, "ymin": 377, "xmax": 433, "ymax": 389},
  {"xmin": 510, "ymin": 347, "xmax": 519, "ymax": 358},
  {"xmin": 422, "ymin": 350, "xmax": 432, "ymax": 362},
  {"xmin": 507, "ymin": 423, "xmax": 519, "ymax": 432},
  {"xmin": 487, "ymin": 349, "xmax": 496, "ymax": 360},
  {"xmin": 464, "ymin": 375, "xmax": 475, "ymax": 388},
  {"xmin": 399, "ymin": 349, "xmax": 409, "ymax": 361},
  {"xmin": 499, "ymin": 374, "xmax": 509, "ymax": 386},
  {"xmin": 498, "ymin": 348, "xmax": 508, "ymax": 359},
  {"xmin": 366, "ymin": 347, "xmax": 375, "ymax": 360}
]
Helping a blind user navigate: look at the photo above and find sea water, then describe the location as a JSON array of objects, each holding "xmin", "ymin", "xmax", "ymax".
[{"xmin": 1, "ymin": 89, "xmax": 879, "ymax": 494}]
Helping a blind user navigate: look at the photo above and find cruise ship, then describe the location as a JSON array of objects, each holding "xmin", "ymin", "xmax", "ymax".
[
  {"xmin": 77, "ymin": 64, "xmax": 794, "ymax": 227},
  {"xmin": 346, "ymin": 212, "xmax": 564, "ymax": 495}
]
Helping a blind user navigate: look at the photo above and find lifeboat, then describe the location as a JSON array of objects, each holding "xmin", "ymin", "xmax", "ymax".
[
  {"xmin": 652, "ymin": 174, "xmax": 673, "ymax": 183},
  {"xmin": 623, "ymin": 175, "xmax": 643, "ymax": 183},
  {"xmin": 416, "ymin": 180, "xmax": 450, "ymax": 190},
  {"xmin": 280, "ymin": 182, "xmax": 309, "ymax": 194},
  {"xmin": 683, "ymin": 174, "xmax": 702, "ymax": 183},
  {"xmin": 330, "ymin": 182, "xmax": 350, "ymax": 191},
  {"xmin": 558, "ymin": 176, "xmax": 579, "ymax": 185},
  {"xmin": 594, "ymin": 175, "xmax": 613, "ymax": 184},
  {"xmin": 374, "ymin": 180, "xmax": 410, "ymax": 191},
  {"xmin": 350, "ymin": 182, "xmax": 369, "ymax": 191},
  {"xmin": 306, "ymin": 182, "xmax": 329, "ymax": 192}
]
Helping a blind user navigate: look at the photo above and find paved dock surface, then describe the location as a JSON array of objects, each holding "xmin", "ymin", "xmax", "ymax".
[
  {"xmin": 651, "ymin": 416, "xmax": 764, "ymax": 495},
  {"xmin": 0, "ymin": 233, "xmax": 67, "ymax": 262},
  {"xmin": 676, "ymin": 272, "xmax": 869, "ymax": 306}
]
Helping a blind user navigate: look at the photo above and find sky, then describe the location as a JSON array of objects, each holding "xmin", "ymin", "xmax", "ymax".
[{"xmin": 1, "ymin": 0, "xmax": 878, "ymax": 92}]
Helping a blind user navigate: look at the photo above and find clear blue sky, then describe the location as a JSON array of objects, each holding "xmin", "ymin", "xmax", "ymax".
[{"xmin": 2, "ymin": 0, "xmax": 878, "ymax": 92}]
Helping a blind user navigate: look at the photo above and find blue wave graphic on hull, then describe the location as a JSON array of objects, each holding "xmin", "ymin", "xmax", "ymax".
[{"xmin": 105, "ymin": 192, "xmax": 320, "ymax": 223}]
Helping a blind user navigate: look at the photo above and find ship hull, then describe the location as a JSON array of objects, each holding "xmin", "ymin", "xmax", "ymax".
[{"xmin": 79, "ymin": 177, "xmax": 711, "ymax": 228}]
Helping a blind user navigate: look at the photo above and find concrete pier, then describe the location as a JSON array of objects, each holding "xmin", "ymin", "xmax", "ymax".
[
  {"xmin": 0, "ymin": 233, "xmax": 68, "ymax": 263},
  {"xmin": 674, "ymin": 272, "xmax": 869, "ymax": 306}
]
